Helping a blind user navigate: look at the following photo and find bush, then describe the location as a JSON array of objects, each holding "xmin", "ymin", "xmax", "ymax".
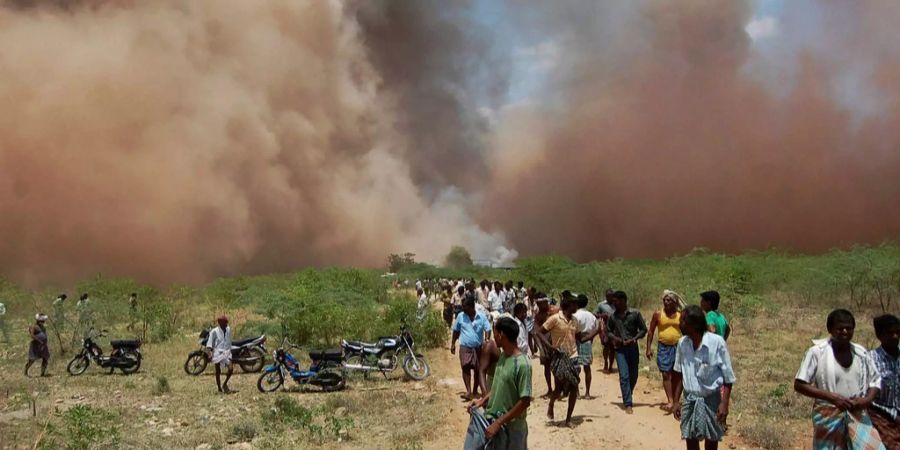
[
  {"xmin": 264, "ymin": 397, "xmax": 353, "ymax": 444},
  {"xmin": 228, "ymin": 421, "xmax": 257, "ymax": 443},
  {"xmin": 152, "ymin": 376, "xmax": 170, "ymax": 396},
  {"xmin": 444, "ymin": 246, "xmax": 473, "ymax": 269},
  {"xmin": 41, "ymin": 405, "xmax": 120, "ymax": 450}
]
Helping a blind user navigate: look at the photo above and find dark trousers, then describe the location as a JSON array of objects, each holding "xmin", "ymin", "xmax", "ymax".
[{"xmin": 615, "ymin": 345, "xmax": 640, "ymax": 407}]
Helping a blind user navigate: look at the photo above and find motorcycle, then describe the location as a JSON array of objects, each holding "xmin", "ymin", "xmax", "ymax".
[
  {"xmin": 183, "ymin": 328, "xmax": 267, "ymax": 375},
  {"xmin": 257, "ymin": 339, "xmax": 346, "ymax": 393},
  {"xmin": 67, "ymin": 328, "xmax": 142, "ymax": 376},
  {"xmin": 341, "ymin": 321, "xmax": 430, "ymax": 381}
]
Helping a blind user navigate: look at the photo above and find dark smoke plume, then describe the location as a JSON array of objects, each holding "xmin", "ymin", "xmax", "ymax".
[{"xmin": 482, "ymin": 0, "xmax": 900, "ymax": 260}]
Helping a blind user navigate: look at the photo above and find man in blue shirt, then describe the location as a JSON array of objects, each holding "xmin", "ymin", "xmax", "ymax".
[
  {"xmin": 452, "ymin": 296, "xmax": 492, "ymax": 400},
  {"xmin": 672, "ymin": 305, "xmax": 736, "ymax": 450},
  {"xmin": 870, "ymin": 314, "xmax": 900, "ymax": 447}
]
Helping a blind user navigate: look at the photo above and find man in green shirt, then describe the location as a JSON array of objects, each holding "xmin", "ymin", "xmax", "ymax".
[
  {"xmin": 469, "ymin": 317, "xmax": 532, "ymax": 449},
  {"xmin": 701, "ymin": 291, "xmax": 730, "ymax": 340}
]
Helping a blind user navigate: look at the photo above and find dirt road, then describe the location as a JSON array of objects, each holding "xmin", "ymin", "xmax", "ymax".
[{"xmin": 424, "ymin": 346, "xmax": 741, "ymax": 450}]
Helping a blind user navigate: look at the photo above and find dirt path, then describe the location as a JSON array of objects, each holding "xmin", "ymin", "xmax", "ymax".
[{"xmin": 424, "ymin": 347, "xmax": 746, "ymax": 450}]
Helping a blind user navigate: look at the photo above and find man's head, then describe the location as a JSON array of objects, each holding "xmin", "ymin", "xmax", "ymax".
[
  {"xmin": 57, "ymin": 293, "xmax": 67, "ymax": 301},
  {"xmin": 536, "ymin": 295, "xmax": 550, "ymax": 312},
  {"xmin": 513, "ymin": 302, "xmax": 528, "ymax": 321},
  {"xmin": 560, "ymin": 297, "xmax": 577, "ymax": 316},
  {"xmin": 561, "ymin": 290, "xmax": 573, "ymax": 301},
  {"xmin": 605, "ymin": 289, "xmax": 614, "ymax": 301},
  {"xmin": 613, "ymin": 291, "xmax": 628, "ymax": 310},
  {"xmin": 457, "ymin": 286, "xmax": 465, "ymax": 295},
  {"xmin": 129, "ymin": 292, "xmax": 137, "ymax": 299},
  {"xmin": 700, "ymin": 291, "xmax": 720, "ymax": 312},
  {"xmin": 517, "ymin": 281, "xmax": 524, "ymax": 289},
  {"xmin": 874, "ymin": 314, "xmax": 900, "ymax": 349},
  {"xmin": 826, "ymin": 309, "xmax": 856, "ymax": 344},
  {"xmin": 417, "ymin": 288, "xmax": 424, "ymax": 296},
  {"xmin": 80, "ymin": 293, "xmax": 89, "ymax": 301},
  {"xmin": 480, "ymin": 279, "xmax": 488, "ymax": 289},
  {"xmin": 493, "ymin": 317, "xmax": 520, "ymax": 350},
  {"xmin": 680, "ymin": 305, "xmax": 707, "ymax": 336},
  {"xmin": 576, "ymin": 294, "xmax": 589, "ymax": 309},
  {"xmin": 35, "ymin": 313, "xmax": 48, "ymax": 323},
  {"xmin": 462, "ymin": 296, "xmax": 476, "ymax": 315},
  {"xmin": 493, "ymin": 281, "xmax": 502, "ymax": 292},
  {"xmin": 217, "ymin": 315, "xmax": 229, "ymax": 328},
  {"xmin": 505, "ymin": 281, "xmax": 514, "ymax": 290}
]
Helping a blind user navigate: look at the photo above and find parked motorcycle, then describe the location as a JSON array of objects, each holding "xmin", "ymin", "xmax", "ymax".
[
  {"xmin": 257, "ymin": 339, "xmax": 346, "ymax": 393},
  {"xmin": 67, "ymin": 328, "xmax": 142, "ymax": 376},
  {"xmin": 341, "ymin": 322, "xmax": 430, "ymax": 380},
  {"xmin": 183, "ymin": 328, "xmax": 267, "ymax": 375}
]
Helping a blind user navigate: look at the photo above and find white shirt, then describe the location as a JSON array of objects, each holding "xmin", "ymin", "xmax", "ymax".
[
  {"xmin": 573, "ymin": 309, "xmax": 598, "ymax": 336},
  {"xmin": 415, "ymin": 280, "xmax": 423, "ymax": 290},
  {"xmin": 795, "ymin": 338, "xmax": 881, "ymax": 400},
  {"xmin": 488, "ymin": 290, "xmax": 506, "ymax": 312},
  {"xmin": 514, "ymin": 317, "xmax": 531, "ymax": 357},
  {"xmin": 206, "ymin": 326, "xmax": 233, "ymax": 352},
  {"xmin": 0, "ymin": 303, "xmax": 5, "ymax": 316},
  {"xmin": 674, "ymin": 332, "xmax": 737, "ymax": 397}
]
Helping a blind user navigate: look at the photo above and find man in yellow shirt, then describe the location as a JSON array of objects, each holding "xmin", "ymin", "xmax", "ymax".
[{"xmin": 537, "ymin": 294, "xmax": 579, "ymax": 427}]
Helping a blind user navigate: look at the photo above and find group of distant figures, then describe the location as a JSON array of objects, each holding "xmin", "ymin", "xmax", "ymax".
[
  {"xmin": 0, "ymin": 293, "xmax": 139, "ymax": 377},
  {"xmin": 413, "ymin": 278, "xmax": 899, "ymax": 450}
]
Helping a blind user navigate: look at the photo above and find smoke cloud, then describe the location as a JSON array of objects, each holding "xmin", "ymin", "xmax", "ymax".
[
  {"xmin": 482, "ymin": 0, "xmax": 900, "ymax": 260},
  {"xmin": 0, "ymin": 0, "xmax": 898, "ymax": 285},
  {"xmin": 0, "ymin": 0, "xmax": 510, "ymax": 284}
]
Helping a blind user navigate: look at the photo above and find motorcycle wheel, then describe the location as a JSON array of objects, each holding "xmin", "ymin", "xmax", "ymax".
[
  {"xmin": 183, "ymin": 351, "xmax": 208, "ymax": 376},
  {"xmin": 119, "ymin": 351, "xmax": 141, "ymax": 375},
  {"xmin": 67, "ymin": 355, "xmax": 89, "ymax": 376},
  {"xmin": 315, "ymin": 369, "xmax": 346, "ymax": 392},
  {"xmin": 257, "ymin": 369, "xmax": 284, "ymax": 393},
  {"xmin": 238, "ymin": 347, "xmax": 266, "ymax": 373},
  {"xmin": 402, "ymin": 354, "xmax": 430, "ymax": 381}
]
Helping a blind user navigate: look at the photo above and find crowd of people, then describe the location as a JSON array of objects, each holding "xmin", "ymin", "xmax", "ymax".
[{"xmin": 416, "ymin": 278, "xmax": 898, "ymax": 450}]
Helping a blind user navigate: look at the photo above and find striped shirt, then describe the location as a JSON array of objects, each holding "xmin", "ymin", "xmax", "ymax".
[{"xmin": 870, "ymin": 346, "xmax": 900, "ymax": 420}]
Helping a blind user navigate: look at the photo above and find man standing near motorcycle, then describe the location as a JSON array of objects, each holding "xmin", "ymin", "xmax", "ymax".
[
  {"xmin": 207, "ymin": 315, "xmax": 234, "ymax": 394},
  {"xmin": 25, "ymin": 314, "xmax": 50, "ymax": 377}
]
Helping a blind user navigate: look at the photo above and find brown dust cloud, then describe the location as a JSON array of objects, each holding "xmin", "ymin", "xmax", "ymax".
[{"xmin": 0, "ymin": 0, "xmax": 898, "ymax": 285}]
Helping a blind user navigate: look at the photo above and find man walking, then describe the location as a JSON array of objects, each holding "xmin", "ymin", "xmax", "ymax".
[
  {"xmin": 25, "ymin": 314, "xmax": 50, "ymax": 377},
  {"xmin": 207, "ymin": 315, "xmax": 234, "ymax": 394},
  {"xmin": 466, "ymin": 317, "xmax": 532, "ymax": 449},
  {"xmin": 489, "ymin": 282, "xmax": 506, "ymax": 320},
  {"xmin": 672, "ymin": 305, "xmax": 736, "ymax": 450},
  {"xmin": 594, "ymin": 289, "xmax": 616, "ymax": 373},
  {"xmin": 574, "ymin": 294, "xmax": 600, "ymax": 399},
  {"xmin": 0, "ymin": 301, "xmax": 8, "ymax": 343},
  {"xmin": 538, "ymin": 296, "xmax": 580, "ymax": 426},
  {"xmin": 869, "ymin": 314, "xmax": 899, "ymax": 447},
  {"xmin": 452, "ymin": 297, "xmax": 493, "ymax": 400},
  {"xmin": 534, "ymin": 296, "xmax": 557, "ymax": 397},
  {"xmin": 794, "ymin": 309, "xmax": 885, "ymax": 449},
  {"xmin": 700, "ymin": 291, "xmax": 730, "ymax": 340},
  {"xmin": 127, "ymin": 293, "xmax": 138, "ymax": 331},
  {"xmin": 607, "ymin": 291, "xmax": 647, "ymax": 414}
]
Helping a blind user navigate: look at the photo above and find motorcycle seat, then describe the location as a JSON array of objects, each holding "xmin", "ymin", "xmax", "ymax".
[
  {"xmin": 110, "ymin": 339, "xmax": 141, "ymax": 348},
  {"xmin": 341, "ymin": 340, "xmax": 381, "ymax": 354},
  {"xmin": 232, "ymin": 336, "xmax": 262, "ymax": 347},
  {"xmin": 309, "ymin": 349, "xmax": 343, "ymax": 362}
]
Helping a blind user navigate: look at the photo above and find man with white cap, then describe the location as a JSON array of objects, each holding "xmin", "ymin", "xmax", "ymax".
[
  {"xmin": 25, "ymin": 314, "xmax": 50, "ymax": 377},
  {"xmin": 207, "ymin": 315, "xmax": 234, "ymax": 393}
]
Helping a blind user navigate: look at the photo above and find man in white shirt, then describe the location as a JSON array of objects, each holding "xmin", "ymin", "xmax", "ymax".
[
  {"xmin": 794, "ymin": 309, "xmax": 884, "ymax": 450},
  {"xmin": 0, "ymin": 301, "xmax": 7, "ymax": 342},
  {"xmin": 207, "ymin": 315, "xmax": 234, "ymax": 394},
  {"xmin": 513, "ymin": 303, "xmax": 532, "ymax": 357},
  {"xmin": 488, "ymin": 282, "xmax": 506, "ymax": 317},
  {"xmin": 416, "ymin": 288, "xmax": 430, "ymax": 321},
  {"xmin": 573, "ymin": 294, "xmax": 600, "ymax": 399}
]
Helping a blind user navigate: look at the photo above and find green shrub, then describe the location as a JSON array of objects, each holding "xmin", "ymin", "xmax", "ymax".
[
  {"xmin": 228, "ymin": 421, "xmax": 257, "ymax": 443},
  {"xmin": 41, "ymin": 405, "xmax": 120, "ymax": 450},
  {"xmin": 264, "ymin": 397, "xmax": 353, "ymax": 443},
  {"xmin": 152, "ymin": 375, "xmax": 170, "ymax": 396}
]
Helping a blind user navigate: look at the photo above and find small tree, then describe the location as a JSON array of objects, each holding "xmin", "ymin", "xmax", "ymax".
[{"xmin": 444, "ymin": 246, "xmax": 473, "ymax": 269}]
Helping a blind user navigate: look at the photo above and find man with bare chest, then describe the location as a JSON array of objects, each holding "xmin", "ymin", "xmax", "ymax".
[{"xmin": 534, "ymin": 295, "xmax": 558, "ymax": 398}]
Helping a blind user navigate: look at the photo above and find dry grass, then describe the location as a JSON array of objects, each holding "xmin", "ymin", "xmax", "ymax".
[{"xmin": 0, "ymin": 321, "xmax": 447, "ymax": 450}]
